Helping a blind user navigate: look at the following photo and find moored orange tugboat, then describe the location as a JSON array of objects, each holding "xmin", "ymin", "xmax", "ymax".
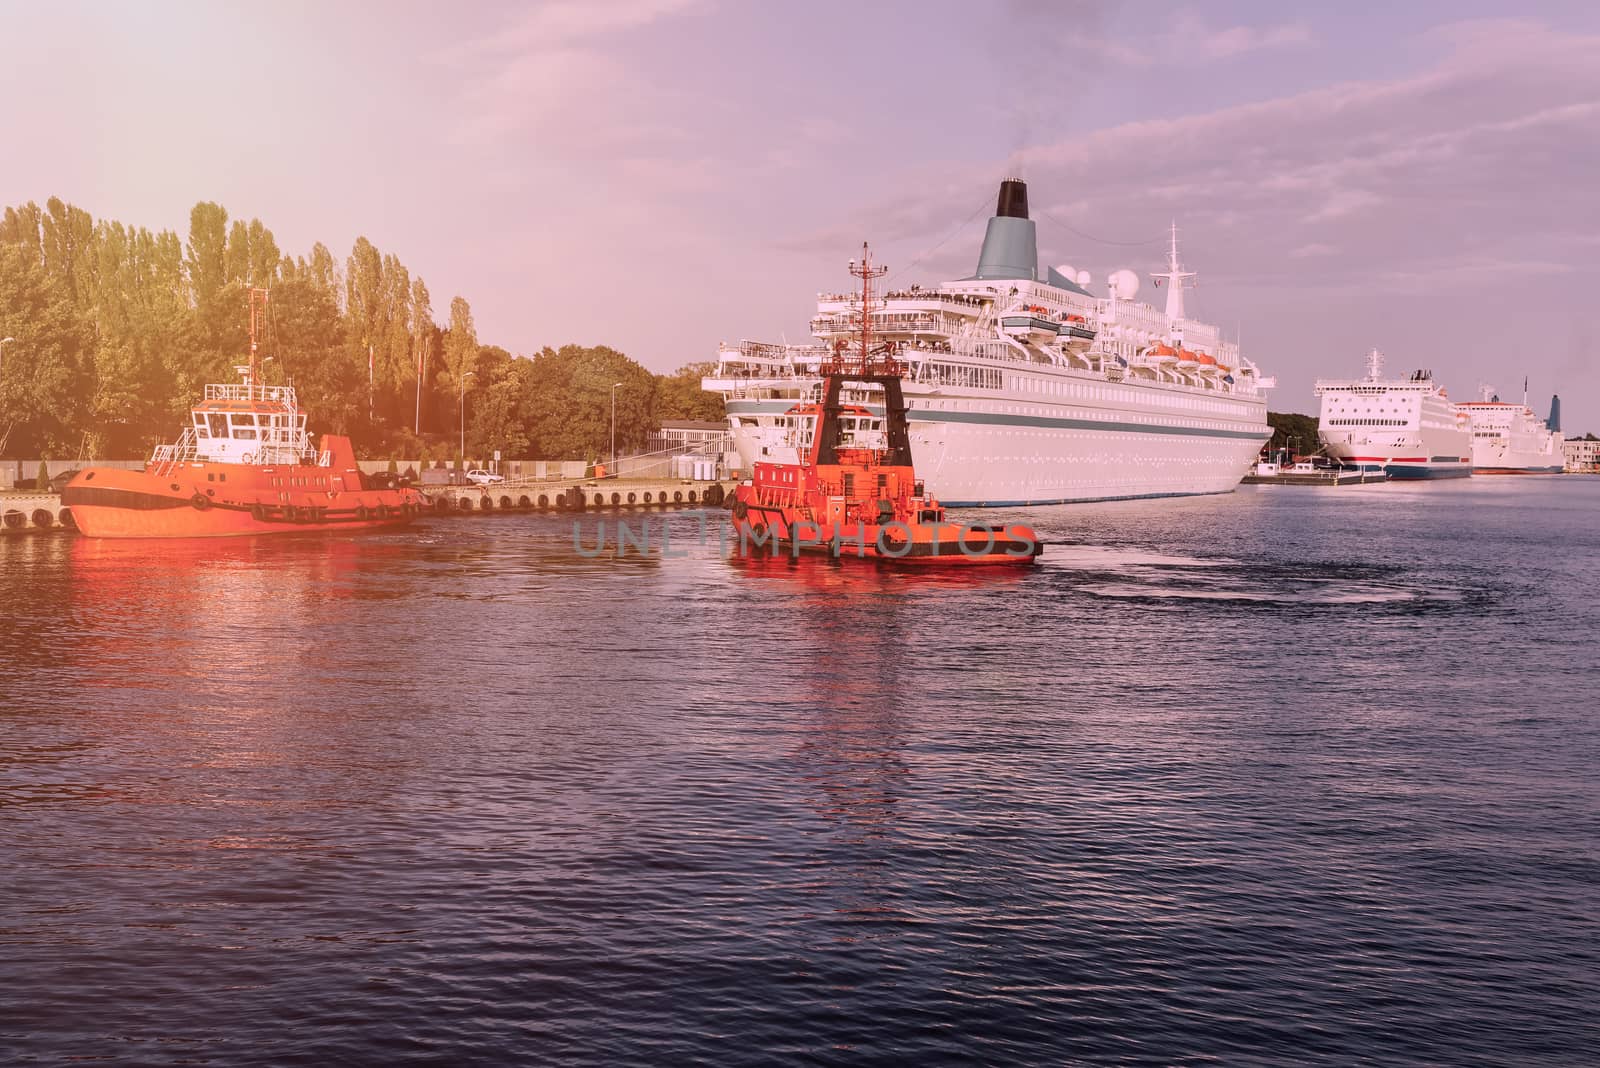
[
  {"xmin": 63, "ymin": 289, "xmax": 426, "ymax": 539},
  {"xmin": 728, "ymin": 245, "xmax": 1042, "ymax": 566}
]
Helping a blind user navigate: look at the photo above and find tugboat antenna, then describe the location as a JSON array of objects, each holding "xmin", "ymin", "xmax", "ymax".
[
  {"xmin": 248, "ymin": 287, "xmax": 270, "ymax": 399},
  {"xmin": 847, "ymin": 242, "xmax": 889, "ymax": 372}
]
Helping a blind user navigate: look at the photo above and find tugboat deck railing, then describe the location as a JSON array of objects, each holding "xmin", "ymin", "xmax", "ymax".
[{"xmin": 204, "ymin": 383, "xmax": 298, "ymax": 405}]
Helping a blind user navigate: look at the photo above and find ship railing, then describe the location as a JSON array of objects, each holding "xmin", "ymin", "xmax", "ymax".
[
  {"xmin": 148, "ymin": 429, "xmax": 200, "ymax": 475},
  {"xmin": 204, "ymin": 383, "xmax": 298, "ymax": 405},
  {"xmin": 948, "ymin": 337, "xmax": 1022, "ymax": 363},
  {"xmin": 811, "ymin": 312, "xmax": 946, "ymax": 335}
]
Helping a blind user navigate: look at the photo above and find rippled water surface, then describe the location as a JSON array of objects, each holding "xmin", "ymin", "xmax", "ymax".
[{"xmin": 3, "ymin": 478, "xmax": 1598, "ymax": 1065}]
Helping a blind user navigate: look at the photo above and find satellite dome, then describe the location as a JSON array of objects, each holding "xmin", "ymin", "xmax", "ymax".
[
  {"xmin": 1076, "ymin": 270, "xmax": 1092, "ymax": 287},
  {"xmin": 1055, "ymin": 264, "xmax": 1078, "ymax": 283},
  {"xmin": 1108, "ymin": 268, "xmax": 1140, "ymax": 300}
]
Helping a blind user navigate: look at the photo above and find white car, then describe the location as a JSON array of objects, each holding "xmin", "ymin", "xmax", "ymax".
[{"xmin": 465, "ymin": 468, "xmax": 504, "ymax": 485}]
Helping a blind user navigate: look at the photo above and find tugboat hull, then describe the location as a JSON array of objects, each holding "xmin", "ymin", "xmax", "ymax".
[
  {"xmin": 64, "ymin": 436, "xmax": 424, "ymax": 540},
  {"xmin": 732, "ymin": 498, "xmax": 1037, "ymax": 565}
]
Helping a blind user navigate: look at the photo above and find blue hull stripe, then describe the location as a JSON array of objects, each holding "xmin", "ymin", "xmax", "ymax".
[
  {"xmin": 1384, "ymin": 465, "xmax": 1472, "ymax": 479},
  {"xmin": 725, "ymin": 400, "xmax": 1268, "ymax": 442}
]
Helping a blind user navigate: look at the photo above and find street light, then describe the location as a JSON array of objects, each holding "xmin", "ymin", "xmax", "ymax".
[
  {"xmin": 459, "ymin": 370, "xmax": 475, "ymax": 473},
  {"xmin": 610, "ymin": 381, "xmax": 623, "ymax": 472}
]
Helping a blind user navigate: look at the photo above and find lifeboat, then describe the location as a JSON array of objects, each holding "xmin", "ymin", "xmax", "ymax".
[
  {"xmin": 63, "ymin": 288, "xmax": 425, "ymax": 538},
  {"xmin": 1175, "ymin": 348, "xmax": 1201, "ymax": 370},
  {"xmin": 1059, "ymin": 312, "xmax": 1097, "ymax": 342},
  {"xmin": 1195, "ymin": 352, "xmax": 1220, "ymax": 374},
  {"xmin": 730, "ymin": 245, "xmax": 1042, "ymax": 567},
  {"xmin": 1000, "ymin": 303, "xmax": 1061, "ymax": 340},
  {"xmin": 1145, "ymin": 342, "xmax": 1179, "ymax": 365}
]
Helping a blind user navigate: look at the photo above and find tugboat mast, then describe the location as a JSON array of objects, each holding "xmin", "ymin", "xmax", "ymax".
[
  {"xmin": 844, "ymin": 243, "xmax": 890, "ymax": 373},
  {"xmin": 247, "ymin": 287, "xmax": 270, "ymax": 399}
]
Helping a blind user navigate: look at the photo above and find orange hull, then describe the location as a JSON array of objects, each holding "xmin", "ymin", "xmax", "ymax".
[
  {"xmin": 730, "ymin": 503, "xmax": 1040, "ymax": 566},
  {"xmin": 63, "ymin": 437, "xmax": 425, "ymax": 540}
]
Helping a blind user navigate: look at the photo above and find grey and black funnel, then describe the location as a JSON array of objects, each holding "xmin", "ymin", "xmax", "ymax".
[
  {"xmin": 1547, "ymin": 394, "xmax": 1562, "ymax": 433},
  {"xmin": 971, "ymin": 178, "xmax": 1038, "ymax": 281}
]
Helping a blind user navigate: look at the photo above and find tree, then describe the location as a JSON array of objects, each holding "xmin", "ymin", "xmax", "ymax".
[
  {"xmin": 521, "ymin": 344, "xmax": 655, "ymax": 460},
  {"xmin": 225, "ymin": 219, "xmax": 251, "ymax": 284},
  {"xmin": 654, "ymin": 361, "xmax": 725, "ymax": 422},
  {"xmin": 267, "ymin": 276, "xmax": 357, "ymax": 436},
  {"xmin": 0, "ymin": 243, "xmax": 94, "ymax": 456},
  {"xmin": 410, "ymin": 277, "xmax": 433, "ymax": 433},
  {"xmin": 468, "ymin": 349, "xmax": 533, "ymax": 458},
  {"xmin": 444, "ymin": 296, "xmax": 477, "ymax": 383},
  {"xmin": 185, "ymin": 202, "xmax": 229, "ymax": 307},
  {"xmin": 247, "ymin": 219, "xmax": 279, "ymax": 286},
  {"xmin": 1267, "ymin": 411, "xmax": 1319, "ymax": 457}
]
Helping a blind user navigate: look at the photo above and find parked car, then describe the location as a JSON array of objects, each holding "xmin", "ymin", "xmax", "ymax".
[
  {"xmin": 49, "ymin": 469, "xmax": 81, "ymax": 493},
  {"xmin": 465, "ymin": 468, "xmax": 504, "ymax": 485}
]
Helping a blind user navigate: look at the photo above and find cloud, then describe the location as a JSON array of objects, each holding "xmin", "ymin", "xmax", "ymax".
[
  {"xmin": 819, "ymin": 19, "xmax": 1600, "ymax": 295},
  {"xmin": 440, "ymin": 0, "xmax": 710, "ymax": 154},
  {"xmin": 1084, "ymin": 10, "xmax": 1312, "ymax": 67},
  {"xmin": 1188, "ymin": 19, "xmax": 1312, "ymax": 61}
]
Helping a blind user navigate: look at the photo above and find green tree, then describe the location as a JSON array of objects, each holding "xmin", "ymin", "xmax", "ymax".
[
  {"xmin": 0, "ymin": 243, "xmax": 94, "ymax": 456},
  {"xmin": 247, "ymin": 219, "xmax": 279, "ymax": 286},
  {"xmin": 1267, "ymin": 411, "xmax": 1320, "ymax": 457},
  {"xmin": 522, "ymin": 344, "xmax": 655, "ymax": 460},
  {"xmin": 654, "ymin": 361, "xmax": 725, "ymax": 422},
  {"xmin": 267, "ymin": 276, "xmax": 358, "ymax": 437},
  {"xmin": 185, "ymin": 202, "xmax": 229, "ymax": 307},
  {"xmin": 410, "ymin": 277, "xmax": 433, "ymax": 433},
  {"xmin": 444, "ymin": 296, "xmax": 477, "ymax": 383},
  {"xmin": 225, "ymin": 219, "xmax": 251, "ymax": 284}
]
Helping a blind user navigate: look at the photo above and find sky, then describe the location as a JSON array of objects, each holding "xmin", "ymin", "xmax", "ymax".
[{"xmin": 2, "ymin": 0, "xmax": 1598, "ymax": 428}]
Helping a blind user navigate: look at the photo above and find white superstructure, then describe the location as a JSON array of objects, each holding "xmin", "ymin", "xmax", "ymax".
[
  {"xmin": 1458, "ymin": 386, "xmax": 1564, "ymax": 473},
  {"xmin": 703, "ymin": 179, "xmax": 1273, "ymax": 506},
  {"xmin": 1314, "ymin": 349, "xmax": 1472, "ymax": 479}
]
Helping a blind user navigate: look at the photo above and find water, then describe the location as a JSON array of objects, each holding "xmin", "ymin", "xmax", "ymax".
[{"xmin": 3, "ymin": 478, "xmax": 1597, "ymax": 1066}]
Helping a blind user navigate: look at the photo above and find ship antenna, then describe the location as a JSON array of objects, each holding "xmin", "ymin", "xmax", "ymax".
[
  {"xmin": 1151, "ymin": 220, "xmax": 1195, "ymax": 326},
  {"xmin": 1365, "ymin": 347, "xmax": 1384, "ymax": 382},
  {"xmin": 248, "ymin": 287, "xmax": 270, "ymax": 399}
]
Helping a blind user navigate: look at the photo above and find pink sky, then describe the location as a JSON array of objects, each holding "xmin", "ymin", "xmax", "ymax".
[{"xmin": 3, "ymin": 1, "xmax": 1598, "ymax": 429}]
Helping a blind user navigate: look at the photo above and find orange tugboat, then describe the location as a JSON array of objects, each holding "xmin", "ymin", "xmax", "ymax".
[
  {"xmin": 63, "ymin": 288, "xmax": 425, "ymax": 538},
  {"xmin": 729, "ymin": 245, "xmax": 1042, "ymax": 566}
]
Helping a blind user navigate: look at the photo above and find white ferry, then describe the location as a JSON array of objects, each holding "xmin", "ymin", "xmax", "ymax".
[
  {"xmin": 1457, "ymin": 387, "xmax": 1564, "ymax": 474},
  {"xmin": 703, "ymin": 179, "xmax": 1274, "ymax": 506},
  {"xmin": 1315, "ymin": 349, "xmax": 1472, "ymax": 479}
]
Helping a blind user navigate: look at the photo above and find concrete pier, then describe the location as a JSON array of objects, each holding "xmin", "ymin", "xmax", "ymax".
[
  {"xmin": 1, "ymin": 480, "xmax": 736, "ymax": 536},
  {"xmin": 1, "ymin": 492, "xmax": 75, "ymax": 534},
  {"xmin": 420, "ymin": 478, "xmax": 732, "ymax": 514}
]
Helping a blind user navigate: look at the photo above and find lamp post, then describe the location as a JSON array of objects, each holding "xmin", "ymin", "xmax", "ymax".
[
  {"xmin": 610, "ymin": 381, "xmax": 623, "ymax": 472},
  {"xmin": 459, "ymin": 370, "xmax": 475, "ymax": 474}
]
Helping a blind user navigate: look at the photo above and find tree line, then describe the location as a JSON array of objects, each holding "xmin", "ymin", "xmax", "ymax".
[{"xmin": 0, "ymin": 197, "xmax": 725, "ymax": 462}]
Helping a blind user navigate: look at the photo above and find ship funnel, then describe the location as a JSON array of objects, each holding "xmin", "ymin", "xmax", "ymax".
[
  {"xmin": 971, "ymin": 178, "xmax": 1038, "ymax": 281},
  {"xmin": 995, "ymin": 179, "xmax": 1029, "ymax": 219},
  {"xmin": 1546, "ymin": 394, "xmax": 1562, "ymax": 433}
]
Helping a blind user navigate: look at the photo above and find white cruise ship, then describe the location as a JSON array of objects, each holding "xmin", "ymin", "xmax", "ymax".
[
  {"xmin": 703, "ymin": 179, "xmax": 1274, "ymax": 506},
  {"xmin": 1315, "ymin": 349, "xmax": 1472, "ymax": 479},
  {"xmin": 1458, "ymin": 387, "xmax": 1564, "ymax": 473}
]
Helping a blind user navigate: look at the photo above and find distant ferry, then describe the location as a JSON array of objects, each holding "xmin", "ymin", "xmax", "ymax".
[
  {"xmin": 704, "ymin": 178, "xmax": 1274, "ymax": 506},
  {"xmin": 1457, "ymin": 387, "xmax": 1564, "ymax": 474},
  {"xmin": 1315, "ymin": 349, "xmax": 1472, "ymax": 479}
]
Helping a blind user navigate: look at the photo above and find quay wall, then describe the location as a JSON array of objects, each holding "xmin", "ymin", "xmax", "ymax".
[
  {"xmin": 5, "ymin": 455, "xmax": 740, "ymax": 490},
  {"xmin": 0, "ymin": 492, "xmax": 76, "ymax": 532},
  {"xmin": 2, "ymin": 479, "xmax": 735, "ymax": 536}
]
